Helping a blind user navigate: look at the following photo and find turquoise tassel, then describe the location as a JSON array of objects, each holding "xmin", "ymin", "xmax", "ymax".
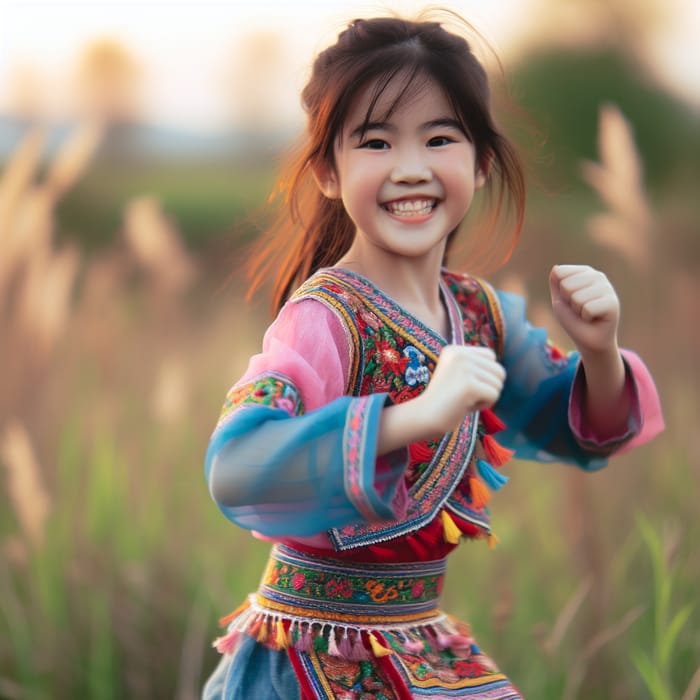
[{"xmin": 476, "ymin": 459, "xmax": 509, "ymax": 490}]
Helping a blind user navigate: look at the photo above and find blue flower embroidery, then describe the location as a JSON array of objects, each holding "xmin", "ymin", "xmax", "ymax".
[{"xmin": 403, "ymin": 345, "xmax": 430, "ymax": 387}]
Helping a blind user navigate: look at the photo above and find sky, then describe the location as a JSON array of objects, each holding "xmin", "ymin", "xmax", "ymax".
[{"xmin": 1, "ymin": 0, "xmax": 698, "ymax": 131}]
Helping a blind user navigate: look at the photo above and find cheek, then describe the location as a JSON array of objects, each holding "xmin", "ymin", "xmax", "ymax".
[{"xmin": 343, "ymin": 168, "xmax": 380, "ymax": 208}]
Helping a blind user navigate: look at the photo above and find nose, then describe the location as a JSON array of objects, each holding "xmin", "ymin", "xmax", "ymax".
[{"xmin": 390, "ymin": 150, "xmax": 432, "ymax": 184}]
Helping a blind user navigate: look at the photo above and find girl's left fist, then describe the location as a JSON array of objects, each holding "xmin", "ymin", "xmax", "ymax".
[{"xmin": 548, "ymin": 264, "xmax": 620, "ymax": 355}]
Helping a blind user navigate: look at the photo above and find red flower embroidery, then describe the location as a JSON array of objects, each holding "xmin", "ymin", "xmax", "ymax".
[
  {"xmin": 393, "ymin": 385, "xmax": 422, "ymax": 404},
  {"xmin": 292, "ymin": 572, "xmax": 306, "ymax": 591},
  {"xmin": 411, "ymin": 580, "xmax": 425, "ymax": 598},
  {"xmin": 375, "ymin": 339, "xmax": 409, "ymax": 375},
  {"xmin": 325, "ymin": 578, "xmax": 354, "ymax": 598}
]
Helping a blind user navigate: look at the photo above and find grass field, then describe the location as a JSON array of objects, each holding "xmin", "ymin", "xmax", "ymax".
[{"xmin": 1, "ymin": 112, "xmax": 699, "ymax": 699}]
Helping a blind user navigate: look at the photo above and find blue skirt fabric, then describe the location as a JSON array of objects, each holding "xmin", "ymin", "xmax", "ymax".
[{"xmin": 203, "ymin": 635, "xmax": 300, "ymax": 700}]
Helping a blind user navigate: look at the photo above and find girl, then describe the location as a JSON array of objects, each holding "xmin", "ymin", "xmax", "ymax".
[{"xmin": 203, "ymin": 12, "xmax": 663, "ymax": 699}]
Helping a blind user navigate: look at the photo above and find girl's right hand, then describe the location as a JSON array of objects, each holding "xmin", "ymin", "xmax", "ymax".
[
  {"xmin": 419, "ymin": 345, "xmax": 506, "ymax": 434},
  {"xmin": 377, "ymin": 345, "xmax": 505, "ymax": 455}
]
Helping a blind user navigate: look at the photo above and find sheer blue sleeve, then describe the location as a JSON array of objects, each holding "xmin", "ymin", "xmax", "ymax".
[
  {"xmin": 204, "ymin": 300, "xmax": 407, "ymax": 537},
  {"xmin": 494, "ymin": 290, "xmax": 609, "ymax": 469}
]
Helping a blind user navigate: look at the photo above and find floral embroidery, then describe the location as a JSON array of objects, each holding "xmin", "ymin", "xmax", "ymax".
[
  {"xmin": 443, "ymin": 271, "xmax": 500, "ymax": 356},
  {"xmin": 403, "ymin": 345, "xmax": 431, "ymax": 386},
  {"xmin": 262, "ymin": 556, "xmax": 444, "ymax": 608},
  {"xmin": 217, "ymin": 373, "xmax": 303, "ymax": 427}
]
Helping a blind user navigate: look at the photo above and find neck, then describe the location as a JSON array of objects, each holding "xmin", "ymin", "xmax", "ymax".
[{"xmin": 335, "ymin": 243, "xmax": 448, "ymax": 336}]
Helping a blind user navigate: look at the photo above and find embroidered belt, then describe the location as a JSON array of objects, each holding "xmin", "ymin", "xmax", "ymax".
[{"xmin": 256, "ymin": 544, "xmax": 446, "ymax": 625}]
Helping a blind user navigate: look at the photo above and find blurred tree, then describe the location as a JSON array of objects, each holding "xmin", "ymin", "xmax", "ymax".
[
  {"xmin": 508, "ymin": 48, "xmax": 700, "ymax": 189},
  {"xmin": 507, "ymin": 0, "xmax": 700, "ymax": 190}
]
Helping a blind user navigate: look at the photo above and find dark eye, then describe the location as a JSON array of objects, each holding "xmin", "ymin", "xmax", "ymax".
[
  {"xmin": 360, "ymin": 139, "xmax": 389, "ymax": 150},
  {"xmin": 427, "ymin": 136, "xmax": 455, "ymax": 147}
]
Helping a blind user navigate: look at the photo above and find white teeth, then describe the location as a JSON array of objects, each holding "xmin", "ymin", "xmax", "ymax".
[{"xmin": 385, "ymin": 199, "xmax": 435, "ymax": 217}]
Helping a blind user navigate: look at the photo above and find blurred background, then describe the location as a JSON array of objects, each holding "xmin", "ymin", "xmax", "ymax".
[{"xmin": 0, "ymin": 0, "xmax": 698, "ymax": 698}]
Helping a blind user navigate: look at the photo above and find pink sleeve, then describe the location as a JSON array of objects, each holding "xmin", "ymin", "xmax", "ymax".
[
  {"xmin": 242, "ymin": 298, "xmax": 350, "ymax": 409},
  {"xmin": 569, "ymin": 349, "xmax": 664, "ymax": 454}
]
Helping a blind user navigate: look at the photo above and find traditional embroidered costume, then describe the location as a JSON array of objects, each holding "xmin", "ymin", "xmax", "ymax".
[{"xmin": 203, "ymin": 268, "xmax": 663, "ymax": 699}]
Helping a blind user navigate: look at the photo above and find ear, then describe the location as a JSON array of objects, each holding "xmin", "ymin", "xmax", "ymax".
[
  {"xmin": 312, "ymin": 162, "xmax": 341, "ymax": 199},
  {"xmin": 474, "ymin": 150, "xmax": 493, "ymax": 190}
]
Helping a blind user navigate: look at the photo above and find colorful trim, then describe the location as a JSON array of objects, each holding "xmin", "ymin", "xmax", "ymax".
[
  {"xmin": 342, "ymin": 395, "xmax": 391, "ymax": 522},
  {"xmin": 330, "ymin": 415, "xmax": 480, "ymax": 549},
  {"xmin": 259, "ymin": 545, "xmax": 446, "ymax": 620},
  {"xmin": 290, "ymin": 276, "xmax": 364, "ymax": 395},
  {"xmin": 216, "ymin": 371, "xmax": 303, "ymax": 429}
]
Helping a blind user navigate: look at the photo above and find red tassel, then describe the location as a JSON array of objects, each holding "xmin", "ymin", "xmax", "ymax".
[
  {"xmin": 480, "ymin": 409, "xmax": 505, "ymax": 434},
  {"xmin": 469, "ymin": 476, "xmax": 490, "ymax": 508},
  {"xmin": 481, "ymin": 434, "xmax": 514, "ymax": 467}
]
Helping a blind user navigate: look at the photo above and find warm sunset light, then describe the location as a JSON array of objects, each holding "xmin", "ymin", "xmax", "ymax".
[{"xmin": 1, "ymin": 0, "xmax": 698, "ymax": 132}]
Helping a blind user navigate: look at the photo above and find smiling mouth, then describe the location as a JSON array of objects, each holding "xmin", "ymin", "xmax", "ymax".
[{"xmin": 383, "ymin": 198, "xmax": 437, "ymax": 218}]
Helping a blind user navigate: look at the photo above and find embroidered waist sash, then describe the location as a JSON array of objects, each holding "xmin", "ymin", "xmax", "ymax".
[
  {"xmin": 258, "ymin": 543, "xmax": 445, "ymax": 625},
  {"xmin": 212, "ymin": 545, "xmax": 521, "ymax": 699}
]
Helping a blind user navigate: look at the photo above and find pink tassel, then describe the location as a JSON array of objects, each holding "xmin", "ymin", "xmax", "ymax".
[
  {"xmin": 436, "ymin": 630, "xmax": 453, "ymax": 650},
  {"xmin": 327, "ymin": 628, "xmax": 340, "ymax": 657},
  {"xmin": 213, "ymin": 628, "xmax": 240, "ymax": 654},
  {"xmin": 447, "ymin": 633, "xmax": 475, "ymax": 655},
  {"xmin": 403, "ymin": 637, "xmax": 425, "ymax": 653},
  {"xmin": 350, "ymin": 634, "xmax": 371, "ymax": 661},
  {"xmin": 338, "ymin": 629, "xmax": 353, "ymax": 658},
  {"xmin": 295, "ymin": 625, "xmax": 312, "ymax": 653}
]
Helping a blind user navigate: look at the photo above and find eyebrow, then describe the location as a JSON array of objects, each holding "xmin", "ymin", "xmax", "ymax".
[{"xmin": 349, "ymin": 117, "xmax": 464, "ymax": 140}]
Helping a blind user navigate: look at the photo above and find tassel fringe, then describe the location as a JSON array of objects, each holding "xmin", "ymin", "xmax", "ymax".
[
  {"xmin": 481, "ymin": 434, "xmax": 514, "ymax": 467},
  {"xmin": 368, "ymin": 632, "xmax": 393, "ymax": 657},
  {"xmin": 476, "ymin": 459, "xmax": 509, "ymax": 491},
  {"xmin": 468, "ymin": 476, "xmax": 490, "ymax": 508},
  {"xmin": 441, "ymin": 509, "xmax": 462, "ymax": 544},
  {"xmin": 480, "ymin": 408, "xmax": 505, "ymax": 434},
  {"xmin": 212, "ymin": 603, "xmax": 479, "ymax": 661},
  {"xmin": 275, "ymin": 618, "xmax": 289, "ymax": 650}
]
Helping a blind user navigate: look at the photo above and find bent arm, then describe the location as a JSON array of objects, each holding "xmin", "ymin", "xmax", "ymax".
[
  {"xmin": 205, "ymin": 299, "xmax": 408, "ymax": 537},
  {"xmin": 494, "ymin": 290, "xmax": 663, "ymax": 468}
]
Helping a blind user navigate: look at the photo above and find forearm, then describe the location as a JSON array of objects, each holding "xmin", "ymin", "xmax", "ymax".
[
  {"xmin": 377, "ymin": 397, "xmax": 441, "ymax": 455},
  {"xmin": 578, "ymin": 345, "xmax": 631, "ymax": 440}
]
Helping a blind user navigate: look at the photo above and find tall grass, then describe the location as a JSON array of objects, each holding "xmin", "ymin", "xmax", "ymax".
[{"xmin": 1, "ymin": 105, "xmax": 698, "ymax": 698}]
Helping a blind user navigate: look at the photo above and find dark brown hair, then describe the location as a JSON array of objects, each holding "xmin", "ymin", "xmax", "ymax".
[{"xmin": 248, "ymin": 10, "xmax": 526, "ymax": 313}]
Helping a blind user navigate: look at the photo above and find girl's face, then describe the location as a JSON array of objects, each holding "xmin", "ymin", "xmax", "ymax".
[{"xmin": 317, "ymin": 76, "xmax": 486, "ymax": 268}]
